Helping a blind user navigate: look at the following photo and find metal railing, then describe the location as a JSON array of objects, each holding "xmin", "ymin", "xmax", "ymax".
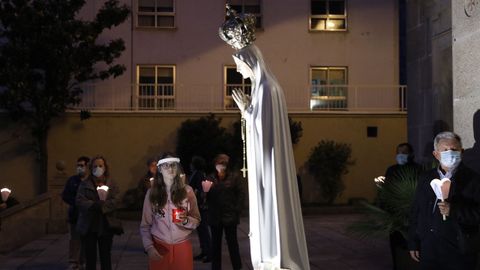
[{"xmin": 74, "ymin": 83, "xmax": 407, "ymax": 113}]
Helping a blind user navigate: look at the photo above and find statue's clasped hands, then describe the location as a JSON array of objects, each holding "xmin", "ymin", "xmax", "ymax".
[{"xmin": 232, "ymin": 88, "xmax": 251, "ymax": 117}]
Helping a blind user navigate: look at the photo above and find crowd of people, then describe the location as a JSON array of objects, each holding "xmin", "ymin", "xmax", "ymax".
[
  {"xmin": 49, "ymin": 129, "xmax": 480, "ymax": 270},
  {"xmin": 60, "ymin": 152, "xmax": 245, "ymax": 270},
  {"xmin": 1, "ymin": 131, "xmax": 477, "ymax": 270}
]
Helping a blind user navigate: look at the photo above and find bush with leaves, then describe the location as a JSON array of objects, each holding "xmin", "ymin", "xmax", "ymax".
[
  {"xmin": 348, "ymin": 165, "xmax": 424, "ymax": 239},
  {"xmin": 177, "ymin": 115, "xmax": 303, "ymax": 173},
  {"xmin": 176, "ymin": 114, "xmax": 234, "ymax": 174},
  {"xmin": 307, "ymin": 140, "xmax": 354, "ymax": 204}
]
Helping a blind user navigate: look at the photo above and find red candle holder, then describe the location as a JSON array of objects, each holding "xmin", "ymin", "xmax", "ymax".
[{"xmin": 172, "ymin": 208, "xmax": 186, "ymax": 223}]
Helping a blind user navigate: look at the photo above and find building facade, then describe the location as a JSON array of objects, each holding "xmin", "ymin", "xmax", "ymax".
[
  {"xmin": 79, "ymin": 0, "xmax": 403, "ymax": 113},
  {"xmin": 0, "ymin": 0, "xmax": 406, "ymax": 204}
]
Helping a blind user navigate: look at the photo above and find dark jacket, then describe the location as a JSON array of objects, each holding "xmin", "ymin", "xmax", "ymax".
[
  {"xmin": 76, "ymin": 177, "xmax": 119, "ymax": 236},
  {"xmin": 189, "ymin": 170, "xmax": 208, "ymax": 210},
  {"xmin": 0, "ymin": 196, "xmax": 19, "ymax": 213},
  {"xmin": 408, "ymin": 163, "xmax": 480, "ymax": 254},
  {"xmin": 385, "ymin": 161, "xmax": 422, "ymax": 181},
  {"xmin": 207, "ymin": 171, "xmax": 245, "ymax": 226},
  {"xmin": 62, "ymin": 175, "xmax": 83, "ymax": 223}
]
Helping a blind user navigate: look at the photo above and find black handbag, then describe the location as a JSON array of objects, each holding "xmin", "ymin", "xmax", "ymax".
[{"xmin": 106, "ymin": 214, "xmax": 124, "ymax": 235}]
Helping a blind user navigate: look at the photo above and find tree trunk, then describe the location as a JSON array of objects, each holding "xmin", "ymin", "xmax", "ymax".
[{"xmin": 33, "ymin": 125, "xmax": 49, "ymax": 195}]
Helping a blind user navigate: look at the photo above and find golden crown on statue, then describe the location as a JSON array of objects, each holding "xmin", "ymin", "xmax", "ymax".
[{"xmin": 218, "ymin": 4, "xmax": 256, "ymax": 50}]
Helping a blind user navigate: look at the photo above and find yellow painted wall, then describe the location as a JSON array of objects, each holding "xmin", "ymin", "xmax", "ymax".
[
  {"xmin": 291, "ymin": 113, "xmax": 407, "ymax": 204},
  {"xmin": 1, "ymin": 112, "xmax": 406, "ymax": 204},
  {"xmin": 0, "ymin": 117, "xmax": 40, "ymax": 201}
]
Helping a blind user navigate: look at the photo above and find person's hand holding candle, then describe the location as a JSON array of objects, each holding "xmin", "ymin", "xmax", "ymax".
[
  {"xmin": 96, "ymin": 185, "xmax": 109, "ymax": 201},
  {"xmin": 202, "ymin": 180, "xmax": 213, "ymax": 192},
  {"xmin": 172, "ymin": 207, "xmax": 188, "ymax": 225},
  {"xmin": 1, "ymin": 188, "xmax": 11, "ymax": 202}
]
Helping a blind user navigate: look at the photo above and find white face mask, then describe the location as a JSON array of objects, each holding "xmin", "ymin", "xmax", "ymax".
[
  {"xmin": 439, "ymin": 150, "xmax": 461, "ymax": 169},
  {"xmin": 396, "ymin": 154, "xmax": 409, "ymax": 165},
  {"xmin": 215, "ymin": 164, "xmax": 226, "ymax": 173},
  {"xmin": 93, "ymin": 167, "xmax": 104, "ymax": 178},
  {"xmin": 76, "ymin": 166, "xmax": 86, "ymax": 176}
]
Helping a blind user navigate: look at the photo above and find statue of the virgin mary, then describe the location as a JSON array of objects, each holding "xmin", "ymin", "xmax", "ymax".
[{"xmin": 219, "ymin": 5, "xmax": 310, "ymax": 270}]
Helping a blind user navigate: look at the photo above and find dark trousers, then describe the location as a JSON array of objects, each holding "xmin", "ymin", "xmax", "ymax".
[
  {"xmin": 197, "ymin": 209, "xmax": 211, "ymax": 257},
  {"xmin": 83, "ymin": 232, "xmax": 113, "ymax": 270},
  {"xmin": 420, "ymin": 232, "xmax": 477, "ymax": 270},
  {"xmin": 210, "ymin": 224, "xmax": 242, "ymax": 270},
  {"xmin": 69, "ymin": 223, "xmax": 85, "ymax": 266},
  {"xmin": 389, "ymin": 231, "xmax": 407, "ymax": 270}
]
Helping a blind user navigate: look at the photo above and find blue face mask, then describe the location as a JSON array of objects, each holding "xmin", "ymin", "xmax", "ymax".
[
  {"xmin": 396, "ymin": 154, "xmax": 409, "ymax": 165},
  {"xmin": 439, "ymin": 150, "xmax": 461, "ymax": 169}
]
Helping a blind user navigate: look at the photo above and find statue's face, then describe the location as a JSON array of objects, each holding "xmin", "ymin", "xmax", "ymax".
[{"xmin": 234, "ymin": 56, "xmax": 254, "ymax": 79}]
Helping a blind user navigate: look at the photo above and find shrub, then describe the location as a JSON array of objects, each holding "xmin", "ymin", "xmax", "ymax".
[
  {"xmin": 348, "ymin": 165, "xmax": 424, "ymax": 238},
  {"xmin": 307, "ymin": 140, "xmax": 354, "ymax": 204},
  {"xmin": 176, "ymin": 114, "xmax": 234, "ymax": 173}
]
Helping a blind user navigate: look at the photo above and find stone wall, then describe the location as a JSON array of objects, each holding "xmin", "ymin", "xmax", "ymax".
[
  {"xmin": 406, "ymin": 0, "xmax": 453, "ymax": 163},
  {"xmin": 452, "ymin": 0, "xmax": 480, "ymax": 149},
  {"xmin": 0, "ymin": 194, "xmax": 52, "ymax": 253}
]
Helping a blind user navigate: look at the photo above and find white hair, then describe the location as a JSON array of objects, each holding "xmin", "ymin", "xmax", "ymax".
[{"xmin": 433, "ymin": 131, "xmax": 462, "ymax": 151}]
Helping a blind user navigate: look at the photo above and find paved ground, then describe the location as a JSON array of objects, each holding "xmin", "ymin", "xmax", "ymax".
[{"xmin": 0, "ymin": 214, "xmax": 392, "ymax": 270}]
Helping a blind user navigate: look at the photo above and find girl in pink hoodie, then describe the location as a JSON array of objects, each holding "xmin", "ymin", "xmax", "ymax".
[{"xmin": 140, "ymin": 153, "xmax": 200, "ymax": 270}]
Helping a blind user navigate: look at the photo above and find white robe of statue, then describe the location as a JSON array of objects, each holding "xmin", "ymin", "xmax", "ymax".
[{"xmin": 232, "ymin": 45, "xmax": 310, "ymax": 270}]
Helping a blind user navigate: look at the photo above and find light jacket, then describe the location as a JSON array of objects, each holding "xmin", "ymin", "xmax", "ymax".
[{"xmin": 140, "ymin": 185, "xmax": 200, "ymax": 251}]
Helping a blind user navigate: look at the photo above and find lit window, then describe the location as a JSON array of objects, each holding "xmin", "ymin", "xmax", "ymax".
[
  {"xmin": 137, "ymin": 0, "xmax": 175, "ymax": 28},
  {"xmin": 310, "ymin": 0, "xmax": 347, "ymax": 31},
  {"xmin": 228, "ymin": 0, "xmax": 262, "ymax": 28},
  {"xmin": 224, "ymin": 66, "xmax": 252, "ymax": 110},
  {"xmin": 137, "ymin": 65, "xmax": 175, "ymax": 110},
  {"xmin": 310, "ymin": 67, "xmax": 347, "ymax": 110}
]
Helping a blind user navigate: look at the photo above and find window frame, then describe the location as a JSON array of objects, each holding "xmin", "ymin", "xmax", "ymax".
[
  {"xmin": 309, "ymin": 0, "xmax": 348, "ymax": 32},
  {"xmin": 309, "ymin": 66, "xmax": 348, "ymax": 110},
  {"xmin": 227, "ymin": 0, "xmax": 263, "ymax": 29},
  {"xmin": 136, "ymin": 0, "xmax": 176, "ymax": 29},
  {"xmin": 136, "ymin": 65, "xmax": 176, "ymax": 110},
  {"xmin": 223, "ymin": 65, "xmax": 252, "ymax": 110}
]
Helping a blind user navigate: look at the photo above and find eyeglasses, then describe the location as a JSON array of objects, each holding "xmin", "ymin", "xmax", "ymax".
[
  {"xmin": 77, "ymin": 164, "xmax": 86, "ymax": 167},
  {"xmin": 160, "ymin": 163, "xmax": 178, "ymax": 169}
]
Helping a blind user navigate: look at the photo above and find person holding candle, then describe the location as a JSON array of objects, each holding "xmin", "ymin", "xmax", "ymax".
[
  {"xmin": 0, "ymin": 187, "xmax": 19, "ymax": 212},
  {"xmin": 140, "ymin": 153, "xmax": 200, "ymax": 270},
  {"xmin": 76, "ymin": 155, "xmax": 119, "ymax": 270},
  {"xmin": 206, "ymin": 154, "xmax": 245, "ymax": 270},
  {"xmin": 408, "ymin": 131, "xmax": 480, "ymax": 270},
  {"xmin": 139, "ymin": 157, "xmax": 158, "ymax": 193}
]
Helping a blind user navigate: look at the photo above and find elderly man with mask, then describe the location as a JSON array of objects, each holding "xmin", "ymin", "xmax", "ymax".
[{"xmin": 408, "ymin": 131, "xmax": 480, "ymax": 270}]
